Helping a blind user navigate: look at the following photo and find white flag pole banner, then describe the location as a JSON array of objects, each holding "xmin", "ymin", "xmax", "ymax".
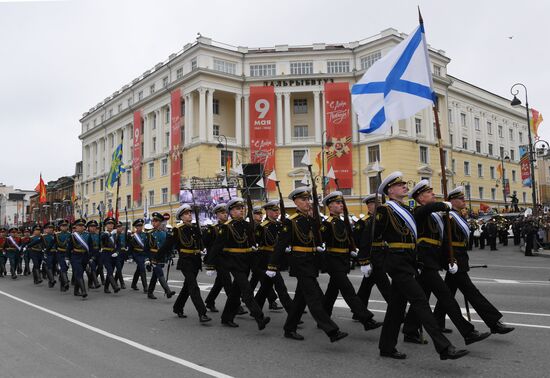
[
  {"xmin": 326, "ymin": 166, "xmax": 336, "ymax": 180},
  {"xmin": 300, "ymin": 150, "xmax": 311, "ymax": 166},
  {"xmin": 267, "ymin": 170, "xmax": 278, "ymax": 182},
  {"xmin": 352, "ymin": 22, "xmax": 435, "ymax": 135}
]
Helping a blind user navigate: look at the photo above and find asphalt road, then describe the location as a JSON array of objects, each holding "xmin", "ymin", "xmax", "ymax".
[{"xmin": 1, "ymin": 243, "xmax": 550, "ymax": 378}]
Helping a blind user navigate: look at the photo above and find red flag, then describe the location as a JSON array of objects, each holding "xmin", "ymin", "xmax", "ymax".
[
  {"xmin": 34, "ymin": 174, "xmax": 47, "ymax": 204},
  {"xmin": 479, "ymin": 203, "xmax": 491, "ymax": 212}
]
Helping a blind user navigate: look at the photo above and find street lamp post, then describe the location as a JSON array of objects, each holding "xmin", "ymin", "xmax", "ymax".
[
  {"xmin": 499, "ymin": 153, "xmax": 510, "ymax": 207},
  {"xmin": 321, "ymin": 130, "xmax": 333, "ymax": 195},
  {"xmin": 216, "ymin": 135, "xmax": 229, "ymax": 184},
  {"xmin": 511, "ymin": 83, "xmax": 537, "ymax": 213}
]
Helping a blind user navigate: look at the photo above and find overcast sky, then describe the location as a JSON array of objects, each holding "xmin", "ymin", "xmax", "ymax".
[{"xmin": 1, "ymin": 0, "xmax": 548, "ymax": 190}]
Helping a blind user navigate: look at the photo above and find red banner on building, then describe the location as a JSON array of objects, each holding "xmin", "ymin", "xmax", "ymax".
[
  {"xmin": 170, "ymin": 89, "xmax": 182, "ymax": 198},
  {"xmin": 249, "ymin": 86, "xmax": 276, "ymax": 190},
  {"xmin": 324, "ymin": 82, "xmax": 353, "ymax": 189},
  {"xmin": 132, "ymin": 110, "xmax": 143, "ymax": 206}
]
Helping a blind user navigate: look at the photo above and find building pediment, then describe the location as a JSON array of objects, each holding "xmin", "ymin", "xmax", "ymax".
[
  {"xmin": 417, "ymin": 165, "xmax": 433, "ymax": 175},
  {"xmin": 288, "ymin": 167, "xmax": 309, "ymax": 177}
]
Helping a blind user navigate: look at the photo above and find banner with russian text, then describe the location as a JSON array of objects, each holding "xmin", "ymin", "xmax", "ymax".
[
  {"xmin": 519, "ymin": 145, "xmax": 531, "ymax": 187},
  {"xmin": 132, "ymin": 110, "xmax": 143, "ymax": 206},
  {"xmin": 249, "ymin": 86, "xmax": 276, "ymax": 190},
  {"xmin": 170, "ymin": 89, "xmax": 182, "ymax": 199},
  {"xmin": 325, "ymin": 82, "xmax": 353, "ymax": 189}
]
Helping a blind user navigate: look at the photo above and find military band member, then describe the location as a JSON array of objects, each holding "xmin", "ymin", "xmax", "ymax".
[
  {"xmin": 268, "ymin": 187, "xmax": 347, "ymax": 343},
  {"xmin": 55, "ymin": 219, "xmax": 71, "ymax": 292},
  {"xmin": 146, "ymin": 212, "xmax": 176, "ymax": 300},
  {"xmin": 0, "ymin": 227, "xmax": 7, "ymax": 277},
  {"xmin": 359, "ymin": 172, "xmax": 467, "ymax": 360},
  {"xmin": 114, "ymin": 221, "xmax": 127, "ymax": 289},
  {"xmin": 129, "ymin": 219, "xmax": 149, "ymax": 292},
  {"xmin": 170, "ymin": 204, "xmax": 211, "ymax": 322},
  {"xmin": 69, "ymin": 218, "xmax": 90, "ymax": 298},
  {"xmin": 205, "ymin": 198, "xmax": 270, "ymax": 330},
  {"xmin": 320, "ymin": 191, "xmax": 382, "ymax": 331},
  {"xmin": 5, "ymin": 227, "xmax": 24, "ymax": 280},
  {"xmin": 86, "ymin": 220, "xmax": 102, "ymax": 289},
  {"xmin": 42, "ymin": 222, "xmax": 58, "ymax": 288},
  {"xmin": 354, "ymin": 194, "xmax": 391, "ymax": 310},
  {"xmin": 401, "ymin": 180, "xmax": 490, "ymax": 346},
  {"xmin": 255, "ymin": 200, "xmax": 293, "ymax": 312},
  {"xmin": 100, "ymin": 217, "xmax": 120, "ymax": 294},
  {"xmin": 433, "ymin": 187, "xmax": 515, "ymax": 336}
]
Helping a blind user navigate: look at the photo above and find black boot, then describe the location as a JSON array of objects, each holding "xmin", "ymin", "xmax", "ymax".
[
  {"xmin": 46, "ymin": 269, "xmax": 56, "ymax": 288},
  {"xmin": 59, "ymin": 272, "xmax": 67, "ymax": 292},
  {"xmin": 159, "ymin": 276, "xmax": 175, "ymax": 298},
  {"xmin": 62, "ymin": 272, "xmax": 70, "ymax": 291},
  {"xmin": 116, "ymin": 271, "xmax": 126, "ymax": 289},
  {"xmin": 24, "ymin": 263, "xmax": 30, "ymax": 276},
  {"xmin": 10, "ymin": 267, "xmax": 17, "ymax": 279},
  {"xmin": 74, "ymin": 279, "xmax": 82, "ymax": 296},
  {"xmin": 140, "ymin": 271, "xmax": 148, "ymax": 293},
  {"xmin": 131, "ymin": 271, "xmax": 139, "ymax": 290},
  {"xmin": 104, "ymin": 276, "xmax": 111, "ymax": 293},
  {"xmin": 32, "ymin": 268, "xmax": 40, "ymax": 284},
  {"xmin": 109, "ymin": 275, "xmax": 120, "ymax": 293},
  {"xmin": 77, "ymin": 278, "xmax": 88, "ymax": 299}
]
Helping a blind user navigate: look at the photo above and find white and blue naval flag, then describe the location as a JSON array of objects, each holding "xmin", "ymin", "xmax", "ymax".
[{"xmin": 352, "ymin": 23, "xmax": 435, "ymax": 135}]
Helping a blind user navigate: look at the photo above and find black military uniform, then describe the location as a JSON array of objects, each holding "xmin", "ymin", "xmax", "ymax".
[
  {"xmin": 359, "ymin": 172, "xmax": 463, "ymax": 360},
  {"xmin": 254, "ymin": 200, "xmax": 292, "ymax": 312},
  {"xmin": 486, "ymin": 219, "xmax": 498, "ymax": 251},
  {"xmin": 170, "ymin": 205, "xmax": 211, "ymax": 322},
  {"xmin": 401, "ymin": 181, "xmax": 489, "ymax": 346},
  {"xmin": 512, "ymin": 220, "xmax": 522, "ymax": 246},
  {"xmin": 433, "ymin": 187, "xmax": 514, "ymax": 336},
  {"xmin": 268, "ymin": 187, "xmax": 347, "ymax": 342},
  {"xmin": 204, "ymin": 198, "xmax": 270, "ymax": 330}
]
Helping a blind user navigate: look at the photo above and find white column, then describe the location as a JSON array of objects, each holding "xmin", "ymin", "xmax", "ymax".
[
  {"xmin": 198, "ymin": 88, "xmax": 206, "ymax": 141},
  {"xmin": 156, "ymin": 109, "xmax": 162, "ymax": 155},
  {"xmin": 276, "ymin": 92, "xmax": 283, "ymax": 145},
  {"xmin": 243, "ymin": 95, "xmax": 250, "ymax": 147},
  {"xmin": 235, "ymin": 93, "xmax": 242, "ymax": 146},
  {"xmin": 283, "ymin": 92, "xmax": 292, "ymax": 145},
  {"xmin": 207, "ymin": 88, "xmax": 215, "ymax": 142},
  {"xmin": 313, "ymin": 90, "xmax": 322, "ymax": 144}
]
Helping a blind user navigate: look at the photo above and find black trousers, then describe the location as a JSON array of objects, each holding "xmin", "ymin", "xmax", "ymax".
[
  {"xmin": 255, "ymin": 272, "xmax": 293, "ymax": 311},
  {"xmin": 489, "ymin": 237, "xmax": 497, "ymax": 251},
  {"xmin": 356, "ymin": 266, "xmax": 392, "ymax": 307},
  {"xmin": 323, "ymin": 271, "xmax": 374, "ymax": 322},
  {"xmin": 434, "ymin": 271, "xmax": 502, "ymax": 329},
  {"xmin": 173, "ymin": 264, "xmax": 207, "ymax": 316},
  {"xmin": 379, "ymin": 269, "xmax": 451, "ymax": 354},
  {"xmin": 250, "ymin": 268, "xmax": 278, "ymax": 304},
  {"xmin": 283, "ymin": 276, "xmax": 339, "ymax": 336},
  {"xmin": 479, "ymin": 236, "xmax": 485, "ymax": 249},
  {"xmin": 402, "ymin": 269, "xmax": 474, "ymax": 338},
  {"xmin": 525, "ymin": 235, "xmax": 534, "ymax": 256},
  {"xmin": 221, "ymin": 270, "xmax": 264, "ymax": 322},
  {"xmin": 205, "ymin": 266, "xmax": 232, "ymax": 305}
]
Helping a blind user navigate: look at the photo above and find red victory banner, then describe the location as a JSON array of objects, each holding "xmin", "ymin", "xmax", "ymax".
[
  {"xmin": 249, "ymin": 86, "xmax": 276, "ymax": 190},
  {"xmin": 519, "ymin": 145, "xmax": 531, "ymax": 187},
  {"xmin": 324, "ymin": 82, "xmax": 353, "ymax": 189},
  {"xmin": 132, "ymin": 110, "xmax": 143, "ymax": 206},
  {"xmin": 170, "ymin": 89, "xmax": 182, "ymax": 198}
]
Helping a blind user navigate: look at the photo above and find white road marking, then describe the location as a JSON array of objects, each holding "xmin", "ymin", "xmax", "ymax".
[
  {"xmin": 0, "ymin": 289, "xmax": 233, "ymax": 378},
  {"xmin": 494, "ymin": 279, "xmax": 519, "ymax": 284}
]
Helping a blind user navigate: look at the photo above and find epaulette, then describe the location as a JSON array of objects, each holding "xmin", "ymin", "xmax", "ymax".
[
  {"xmin": 260, "ymin": 220, "xmax": 270, "ymax": 227},
  {"xmin": 326, "ymin": 216, "xmax": 333, "ymax": 223},
  {"xmin": 360, "ymin": 214, "xmax": 370, "ymax": 221},
  {"xmin": 224, "ymin": 219, "xmax": 233, "ymax": 225},
  {"xmin": 175, "ymin": 223, "xmax": 186, "ymax": 229},
  {"xmin": 288, "ymin": 213, "xmax": 300, "ymax": 220}
]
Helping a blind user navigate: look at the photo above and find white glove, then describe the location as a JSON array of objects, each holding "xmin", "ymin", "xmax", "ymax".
[
  {"xmin": 111, "ymin": 230, "xmax": 117, "ymax": 236},
  {"xmin": 206, "ymin": 270, "xmax": 216, "ymax": 277},
  {"xmin": 350, "ymin": 248, "xmax": 359, "ymax": 258},
  {"xmin": 316, "ymin": 243, "xmax": 326, "ymax": 253},
  {"xmin": 22, "ymin": 247, "xmax": 27, "ymax": 252},
  {"xmin": 448, "ymin": 263, "xmax": 458, "ymax": 274},
  {"xmin": 285, "ymin": 246, "xmax": 291, "ymax": 253},
  {"xmin": 443, "ymin": 201, "xmax": 452, "ymax": 210},
  {"xmin": 360, "ymin": 264, "xmax": 373, "ymax": 278},
  {"xmin": 201, "ymin": 248, "xmax": 207, "ymax": 256},
  {"xmin": 251, "ymin": 244, "xmax": 258, "ymax": 252},
  {"xmin": 111, "ymin": 252, "xmax": 118, "ymax": 258},
  {"xmin": 144, "ymin": 259, "xmax": 151, "ymax": 266},
  {"xmin": 265, "ymin": 270, "xmax": 276, "ymax": 278}
]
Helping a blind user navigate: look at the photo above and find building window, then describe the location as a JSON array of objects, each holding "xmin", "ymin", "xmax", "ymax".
[
  {"xmin": 500, "ymin": 146, "xmax": 505, "ymax": 158},
  {"xmin": 294, "ymin": 179, "xmax": 306, "ymax": 189},
  {"xmin": 488, "ymin": 143, "xmax": 494, "ymax": 155},
  {"xmin": 509, "ymin": 129, "xmax": 514, "ymax": 141},
  {"xmin": 152, "ymin": 113, "xmax": 157, "ymax": 129},
  {"xmin": 477, "ymin": 163, "xmax": 483, "ymax": 178},
  {"xmin": 220, "ymin": 149, "xmax": 233, "ymax": 168},
  {"xmin": 118, "ymin": 103, "xmax": 122, "ymax": 113},
  {"xmin": 450, "ymin": 134, "xmax": 454, "ymax": 146},
  {"xmin": 464, "ymin": 161, "xmax": 470, "ymax": 176},
  {"xmin": 99, "ymin": 178, "xmax": 104, "ymax": 191},
  {"xmin": 448, "ymin": 110, "xmax": 453, "ymax": 124},
  {"xmin": 476, "ymin": 140, "xmax": 481, "ymax": 153},
  {"xmin": 419, "ymin": 146, "xmax": 429, "ymax": 164},
  {"xmin": 213, "ymin": 58, "xmax": 236, "ymax": 75},
  {"xmin": 490, "ymin": 166, "xmax": 496, "ymax": 179},
  {"xmin": 512, "ymin": 170, "xmax": 516, "ymax": 182},
  {"xmin": 462, "ymin": 137, "xmax": 468, "ymax": 150},
  {"xmin": 165, "ymin": 107, "xmax": 170, "ymax": 124},
  {"xmin": 162, "ymin": 76, "xmax": 169, "ymax": 88},
  {"xmin": 368, "ymin": 145, "xmax": 380, "ymax": 163},
  {"xmin": 92, "ymin": 180, "xmax": 96, "ymax": 193},
  {"xmin": 293, "ymin": 149, "xmax": 308, "ymax": 167},
  {"xmin": 360, "ymin": 51, "xmax": 382, "ymax": 70},
  {"xmin": 127, "ymin": 98, "xmax": 132, "ymax": 107},
  {"xmin": 465, "ymin": 184, "xmax": 471, "ymax": 198},
  {"xmin": 213, "ymin": 124, "xmax": 220, "ymax": 137},
  {"xmin": 148, "ymin": 162, "xmax": 154, "ymax": 179},
  {"xmin": 250, "ymin": 63, "xmax": 276, "ymax": 77},
  {"xmin": 487, "ymin": 121, "xmax": 492, "ymax": 135},
  {"xmin": 451, "ymin": 159, "xmax": 456, "ymax": 173},
  {"xmin": 519, "ymin": 132, "xmax": 523, "ymax": 143},
  {"xmin": 479, "ymin": 187, "xmax": 484, "ymax": 199},
  {"xmin": 126, "ymin": 195, "xmax": 131, "ymax": 209},
  {"xmin": 498, "ymin": 125, "xmax": 503, "ymax": 138},
  {"xmin": 148, "ymin": 190, "xmax": 155, "ymax": 206},
  {"xmin": 293, "ymin": 99, "xmax": 308, "ymax": 114},
  {"xmin": 150, "ymin": 84, "xmax": 155, "ymax": 95},
  {"xmin": 92, "ymin": 202, "xmax": 96, "ymax": 214},
  {"xmin": 433, "ymin": 64, "xmax": 441, "ymax": 76},
  {"xmin": 138, "ymin": 91, "xmax": 143, "ymax": 101},
  {"xmin": 415, "ymin": 118, "xmax": 422, "ymax": 134},
  {"xmin": 294, "ymin": 125, "xmax": 308, "ymax": 138},
  {"xmin": 85, "ymin": 183, "xmax": 89, "ymax": 195},
  {"xmin": 213, "ymin": 99, "xmax": 220, "ymax": 115},
  {"xmin": 152, "ymin": 137, "xmax": 157, "ymax": 153},
  {"xmin": 510, "ymin": 149, "xmax": 515, "ymax": 161},
  {"xmin": 327, "ymin": 60, "xmax": 350, "ymax": 73},
  {"xmin": 176, "ymin": 67, "xmax": 183, "ymax": 79},
  {"xmin": 491, "ymin": 188, "xmax": 496, "ymax": 200},
  {"xmin": 290, "ymin": 61, "xmax": 313, "ymax": 75},
  {"xmin": 161, "ymin": 188, "xmax": 168, "ymax": 204},
  {"xmin": 474, "ymin": 117, "xmax": 480, "ymax": 131},
  {"xmin": 523, "ymin": 192, "xmax": 526, "ymax": 203},
  {"xmin": 460, "ymin": 113, "xmax": 466, "ymax": 127},
  {"xmin": 161, "ymin": 158, "xmax": 168, "ymax": 176},
  {"xmin": 368, "ymin": 176, "xmax": 379, "ymax": 193},
  {"xmin": 191, "ymin": 58, "xmax": 197, "ymax": 70},
  {"xmin": 126, "ymin": 170, "xmax": 131, "ymax": 186}
]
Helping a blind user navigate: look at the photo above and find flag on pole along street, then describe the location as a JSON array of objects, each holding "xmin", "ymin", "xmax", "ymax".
[
  {"xmin": 315, "ymin": 152, "xmax": 322, "ymax": 175},
  {"xmin": 531, "ymin": 108, "xmax": 543, "ymax": 139},
  {"xmin": 497, "ymin": 163, "xmax": 503, "ymax": 180},
  {"xmin": 352, "ymin": 22, "xmax": 435, "ymax": 135},
  {"xmin": 106, "ymin": 143, "xmax": 126, "ymax": 189},
  {"xmin": 34, "ymin": 174, "xmax": 47, "ymax": 204}
]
